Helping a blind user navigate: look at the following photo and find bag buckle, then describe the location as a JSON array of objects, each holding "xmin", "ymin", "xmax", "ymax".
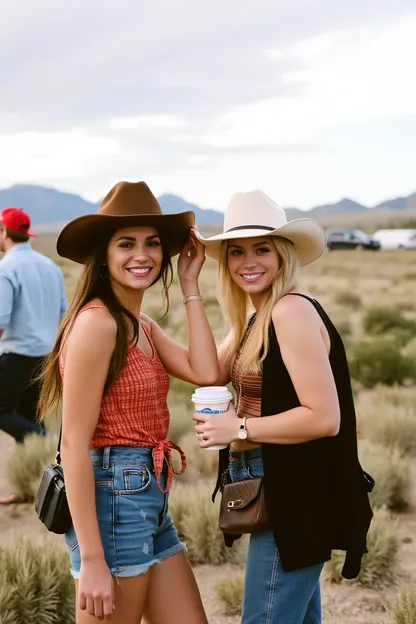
[{"xmin": 227, "ymin": 499, "xmax": 242, "ymax": 508}]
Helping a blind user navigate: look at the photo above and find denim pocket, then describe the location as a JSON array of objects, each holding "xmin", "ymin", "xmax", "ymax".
[
  {"xmin": 229, "ymin": 466, "xmax": 251, "ymax": 483},
  {"xmin": 119, "ymin": 467, "xmax": 152, "ymax": 494},
  {"xmin": 247, "ymin": 459, "xmax": 264, "ymax": 480}
]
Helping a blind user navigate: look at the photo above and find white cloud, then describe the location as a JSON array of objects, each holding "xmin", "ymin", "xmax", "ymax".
[
  {"xmin": 109, "ymin": 115, "xmax": 188, "ymax": 131},
  {"xmin": 0, "ymin": 131, "xmax": 119, "ymax": 180},
  {"xmin": 199, "ymin": 15, "xmax": 416, "ymax": 148},
  {"xmin": 0, "ymin": 1, "xmax": 415, "ymax": 210}
]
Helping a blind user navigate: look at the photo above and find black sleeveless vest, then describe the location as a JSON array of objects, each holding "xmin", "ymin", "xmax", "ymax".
[{"xmin": 214, "ymin": 294, "xmax": 374, "ymax": 579}]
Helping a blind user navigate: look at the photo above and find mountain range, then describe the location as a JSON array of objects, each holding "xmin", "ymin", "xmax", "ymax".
[{"xmin": 0, "ymin": 184, "xmax": 415, "ymax": 230}]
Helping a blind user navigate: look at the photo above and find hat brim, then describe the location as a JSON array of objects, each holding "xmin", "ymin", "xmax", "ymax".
[
  {"xmin": 57, "ymin": 211, "xmax": 195, "ymax": 264},
  {"xmin": 195, "ymin": 218, "xmax": 326, "ymax": 266}
]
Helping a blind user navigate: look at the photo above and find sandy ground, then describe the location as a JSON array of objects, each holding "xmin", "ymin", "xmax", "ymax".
[{"xmin": 1, "ymin": 431, "xmax": 415, "ymax": 624}]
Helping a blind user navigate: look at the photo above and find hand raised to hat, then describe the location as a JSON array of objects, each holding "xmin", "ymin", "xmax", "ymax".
[{"xmin": 177, "ymin": 228, "xmax": 206, "ymax": 291}]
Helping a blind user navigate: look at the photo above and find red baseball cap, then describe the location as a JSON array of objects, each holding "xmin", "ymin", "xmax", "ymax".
[{"xmin": 0, "ymin": 207, "xmax": 36, "ymax": 237}]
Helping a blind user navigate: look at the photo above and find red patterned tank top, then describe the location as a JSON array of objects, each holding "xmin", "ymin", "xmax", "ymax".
[{"xmin": 59, "ymin": 304, "xmax": 185, "ymax": 491}]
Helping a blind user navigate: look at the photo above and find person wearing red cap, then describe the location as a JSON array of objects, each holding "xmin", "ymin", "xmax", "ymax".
[{"xmin": 0, "ymin": 207, "xmax": 67, "ymax": 504}]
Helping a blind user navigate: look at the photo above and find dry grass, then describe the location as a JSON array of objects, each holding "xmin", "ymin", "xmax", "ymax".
[
  {"xmin": 5, "ymin": 434, "xmax": 57, "ymax": 499},
  {"xmin": 215, "ymin": 573, "xmax": 245, "ymax": 616},
  {"xmin": 389, "ymin": 585, "xmax": 416, "ymax": 624},
  {"xmin": 358, "ymin": 440, "xmax": 412, "ymax": 510},
  {"xmin": 402, "ymin": 337, "xmax": 416, "ymax": 359},
  {"xmin": 325, "ymin": 507, "xmax": 399, "ymax": 588},
  {"xmin": 334, "ymin": 291, "xmax": 362, "ymax": 308},
  {"xmin": 357, "ymin": 402, "xmax": 416, "ymax": 456},
  {"xmin": 349, "ymin": 339, "xmax": 416, "ymax": 388},
  {"xmin": 17, "ymin": 235, "xmax": 415, "ymax": 622},
  {"xmin": 176, "ymin": 432, "xmax": 218, "ymax": 479},
  {"xmin": 0, "ymin": 535, "xmax": 74, "ymax": 624},
  {"xmin": 168, "ymin": 398, "xmax": 194, "ymax": 444},
  {"xmin": 169, "ymin": 483, "xmax": 246, "ymax": 565}
]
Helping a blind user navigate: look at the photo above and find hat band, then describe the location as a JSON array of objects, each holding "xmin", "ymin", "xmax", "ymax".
[{"xmin": 225, "ymin": 225, "xmax": 276, "ymax": 233}]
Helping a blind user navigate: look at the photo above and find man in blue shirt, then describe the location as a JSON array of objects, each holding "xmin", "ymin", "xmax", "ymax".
[{"xmin": 0, "ymin": 207, "xmax": 67, "ymax": 504}]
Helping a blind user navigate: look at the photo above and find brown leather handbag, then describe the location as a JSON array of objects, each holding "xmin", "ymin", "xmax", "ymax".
[{"xmin": 219, "ymin": 477, "xmax": 268, "ymax": 534}]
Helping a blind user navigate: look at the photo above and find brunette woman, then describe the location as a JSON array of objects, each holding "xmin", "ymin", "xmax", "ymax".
[{"xmin": 39, "ymin": 181, "xmax": 218, "ymax": 624}]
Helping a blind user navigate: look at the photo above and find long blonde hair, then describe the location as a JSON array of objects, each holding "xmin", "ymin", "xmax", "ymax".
[{"xmin": 218, "ymin": 236, "xmax": 299, "ymax": 375}]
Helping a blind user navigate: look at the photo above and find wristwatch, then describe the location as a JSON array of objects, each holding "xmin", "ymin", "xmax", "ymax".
[{"xmin": 237, "ymin": 417, "xmax": 248, "ymax": 440}]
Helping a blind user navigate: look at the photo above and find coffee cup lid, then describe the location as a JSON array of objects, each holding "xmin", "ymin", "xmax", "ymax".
[
  {"xmin": 191, "ymin": 386, "xmax": 233, "ymax": 404},
  {"xmin": 193, "ymin": 386, "xmax": 231, "ymax": 396}
]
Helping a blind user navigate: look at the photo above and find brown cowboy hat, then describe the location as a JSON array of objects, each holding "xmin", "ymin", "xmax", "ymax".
[{"xmin": 57, "ymin": 181, "xmax": 195, "ymax": 264}]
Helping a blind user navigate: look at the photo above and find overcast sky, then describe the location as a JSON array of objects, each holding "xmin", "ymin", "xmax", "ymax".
[{"xmin": 0, "ymin": 0, "xmax": 415, "ymax": 211}]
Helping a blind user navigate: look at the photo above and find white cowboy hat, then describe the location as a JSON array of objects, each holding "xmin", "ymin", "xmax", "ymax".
[{"xmin": 195, "ymin": 189, "xmax": 326, "ymax": 266}]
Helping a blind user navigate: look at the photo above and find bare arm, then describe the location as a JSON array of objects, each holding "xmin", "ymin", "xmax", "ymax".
[
  {"xmin": 194, "ymin": 296, "xmax": 340, "ymax": 447},
  {"xmin": 141, "ymin": 233, "xmax": 219, "ymax": 385},
  {"xmin": 61, "ymin": 308, "xmax": 117, "ymax": 562},
  {"xmin": 245, "ymin": 296, "xmax": 340, "ymax": 443}
]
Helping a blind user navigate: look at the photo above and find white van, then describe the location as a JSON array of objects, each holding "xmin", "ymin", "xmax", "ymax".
[{"xmin": 372, "ymin": 229, "xmax": 416, "ymax": 250}]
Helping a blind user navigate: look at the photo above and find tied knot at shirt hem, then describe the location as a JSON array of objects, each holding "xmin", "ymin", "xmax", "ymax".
[{"xmin": 152, "ymin": 440, "xmax": 187, "ymax": 493}]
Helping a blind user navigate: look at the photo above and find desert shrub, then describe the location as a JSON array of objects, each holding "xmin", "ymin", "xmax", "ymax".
[
  {"xmin": 169, "ymin": 376, "xmax": 194, "ymax": 399},
  {"xmin": 390, "ymin": 585, "xmax": 416, "ymax": 623},
  {"xmin": 357, "ymin": 403, "xmax": 416, "ymax": 456},
  {"xmin": 167, "ymin": 483, "xmax": 191, "ymax": 542},
  {"xmin": 0, "ymin": 536, "xmax": 74, "ymax": 624},
  {"xmin": 169, "ymin": 483, "xmax": 245, "ymax": 565},
  {"xmin": 402, "ymin": 337, "xmax": 416, "ymax": 360},
  {"xmin": 325, "ymin": 507, "xmax": 399, "ymax": 587},
  {"xmin": 363, "ymin": 385, "xmax": 416, "ymax": 410},
  {"xmin": 215, "ymin": 573, "xmax": 245, "ymax": 616},
  {"xmin": 334, "ymin": 291, "xmax": 362, "ymax": 308},
  {"xmin": 168, "ymin": 399, "xmax": 193, "ymax": 443},
  {"xmin": 330, "ymin": 314, "xmax": 352, "ymax": 339},
  {"xmin": 349, "ymin": 340, "xmax": 416, "ymax": 388},
  {"xmin": 182, "ymin": 497, "xmax": 241, "ymax": 565},
  {"xmin": 177, "ymin": 432, "xmax": 218, "ymax": 478},
  {"xmin": 6, "ymin": 433, "xmax": 57, "ymax": 499},
  {"xmin": 396, "ymin": 300, "xmax": 416, "ymax": 313},
  {"xmin": 363, "ymin": 307, "xmax": 416, "ymax": 345},
  {"xmin": 359, "ymin": 440, "xmax": 412, "ymax": 510}
]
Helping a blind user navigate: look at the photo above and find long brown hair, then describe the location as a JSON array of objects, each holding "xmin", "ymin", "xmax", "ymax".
[{"xmin": 38, "ymin": 232, "xmax": 173, "ymax": 420}]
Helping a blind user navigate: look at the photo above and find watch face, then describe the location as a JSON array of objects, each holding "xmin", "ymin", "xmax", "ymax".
[{"xmin": 238, "ymin": 430, "xmax": 248, "ymax": 440}]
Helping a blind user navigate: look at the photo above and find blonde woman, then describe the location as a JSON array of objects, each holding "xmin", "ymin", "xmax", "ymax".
[
  {"xmin": 194, "ymin": 190, "xmax": 374, "ymax": 624},
  {"xmin": 38, "ymin": 182, "xmax": 217, "ymax": 624}
]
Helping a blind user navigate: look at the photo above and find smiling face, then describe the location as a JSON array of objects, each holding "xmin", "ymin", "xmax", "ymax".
[
  {"xmin": 106, "ymin": 225, "xmax": 163, "ymax": 294},
  {"xmin": 226, "ymin": 236, "xmax": 280, "ymax": 295}
]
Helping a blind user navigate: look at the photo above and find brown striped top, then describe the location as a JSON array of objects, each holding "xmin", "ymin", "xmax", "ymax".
[{"xmin": 231, "ymin": 351, "xmax": 263, "ymax": 419}]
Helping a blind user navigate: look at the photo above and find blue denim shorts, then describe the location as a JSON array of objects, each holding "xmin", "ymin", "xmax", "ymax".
[{"xmin": 64, "ymin": 446, "xmax": 186, "ymax": 579}]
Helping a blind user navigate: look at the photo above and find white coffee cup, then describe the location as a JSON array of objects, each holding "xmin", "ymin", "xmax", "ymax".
[{"xmin": 191, "ymin": 386, "xmax": 233, "ymax": 451}]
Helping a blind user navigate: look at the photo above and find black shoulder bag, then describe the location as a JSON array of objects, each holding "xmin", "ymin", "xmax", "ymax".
[{"xmin": 34, "ymin": 428, "xmax": 72, "ymax": 534}]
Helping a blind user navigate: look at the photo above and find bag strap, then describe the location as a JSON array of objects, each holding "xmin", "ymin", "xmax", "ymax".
[{"xmin": 55, "ymin": 426, "xmax": 62, "ymax": 465}]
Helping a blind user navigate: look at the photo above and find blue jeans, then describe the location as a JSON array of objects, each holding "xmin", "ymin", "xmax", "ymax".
[{"xmin": 229, "ymin": 448, "xmax": 324, "ymax": 624}]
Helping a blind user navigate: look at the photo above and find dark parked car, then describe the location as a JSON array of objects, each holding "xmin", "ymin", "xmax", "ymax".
[{"xmin": 326, "ymin": 229, "xmax": 381, "ymax": 251}]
